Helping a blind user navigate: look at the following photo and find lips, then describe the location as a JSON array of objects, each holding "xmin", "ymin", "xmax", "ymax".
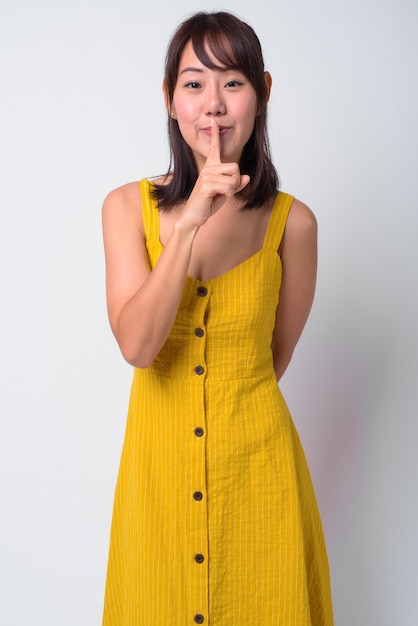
[{"xmin": 202, "ymin": 126, "xmax": 230, "ymax": 135}]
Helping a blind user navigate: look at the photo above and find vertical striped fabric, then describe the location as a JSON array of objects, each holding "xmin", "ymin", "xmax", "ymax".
[{"xmin": 102, "ymin": 179, "xmax": 334, "ymax": 625}]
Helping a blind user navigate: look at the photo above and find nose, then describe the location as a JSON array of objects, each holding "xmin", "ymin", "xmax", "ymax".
[{"xmin": 205, "ymin": 85, "xmax": 225, "ymax": 116}]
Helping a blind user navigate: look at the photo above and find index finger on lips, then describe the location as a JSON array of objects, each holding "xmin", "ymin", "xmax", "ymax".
[{"xmin": 206, "ymin": 118, "xmax": 221, "ymax": 165}]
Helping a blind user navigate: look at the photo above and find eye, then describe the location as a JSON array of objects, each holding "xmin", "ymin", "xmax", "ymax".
[
  {"xmin": 184, "ymin": 81, "xmax": 201, "ymax": 89},
  {"xmin": 225, "ymin": 80, "xmax": 244, "ymax": 88}
]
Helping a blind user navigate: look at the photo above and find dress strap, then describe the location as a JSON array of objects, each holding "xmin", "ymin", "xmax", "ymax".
[
  {"xmin": 263, "ymin": 191, "xmax": 294, "ymax": 251},
  {"xmin": 139, "ymin": 179, "xmax": 159, "ymax": 242}
]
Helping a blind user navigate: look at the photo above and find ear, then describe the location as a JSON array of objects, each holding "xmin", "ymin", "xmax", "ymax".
[
  {"xmin": 162, "ymin": 80, "xmax": 176, "ymax": 119},
  {"xmin": 264, "ymin": 71, "xmax": 272, "ymax": 102}
]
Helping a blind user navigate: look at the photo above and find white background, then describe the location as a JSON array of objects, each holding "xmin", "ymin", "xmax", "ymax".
[{"xmin": 1, "ymin": 0, "xmax": 417, "ymax": 624}]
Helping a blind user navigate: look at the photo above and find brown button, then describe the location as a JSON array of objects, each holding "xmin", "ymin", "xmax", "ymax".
[
  {"xmin": 194, "ymin": 553, "xmax": 205, "ymax": 563},
  {"xmin": 194, "ymin": 615, "xmax": 205, "ymax": 624},
  {"xmin": 195, "ymin": 327, "xmax": 204, "ymax": 338},
  {"xmin": 193, "ymin": 491, "xmax": 203, "ymax": 501},
  {"xmin": 194, "ymin": 427, "xmax": 204, "ymax": 437},
  {"xmin": 197, "ymin": 286, "xmax": 207, "ymax": 297},
  {"xmin": 194, "ymin": 365, "xmax": 204, "ymax": 375}
]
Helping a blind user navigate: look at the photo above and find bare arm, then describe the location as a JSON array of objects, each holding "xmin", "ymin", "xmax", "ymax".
[
  {"xmin": 103, "ymin": 119, "xmax": 250, "ymax": 368},
  {"xmin": 272, "ymin": 200, "xmax": 318, "ymax": 382},
  {"xmin": 102, "ymin": 182, "xmax": 199, "ymax": 367}
]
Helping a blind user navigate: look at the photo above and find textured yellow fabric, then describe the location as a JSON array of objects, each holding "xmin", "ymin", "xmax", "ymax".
[{"xmin": 102, "ymin": 179, "xmax": 334, "ymax": 625}]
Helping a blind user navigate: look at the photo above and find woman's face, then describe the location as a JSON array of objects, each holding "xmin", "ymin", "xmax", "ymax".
[{"xmin": 170, "ymin": 39, "xmax": 259, "ymax": 171}]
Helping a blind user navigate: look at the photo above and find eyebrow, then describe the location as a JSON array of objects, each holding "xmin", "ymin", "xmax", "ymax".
[
  {"xmin": 179, "ymin": 65, "xmax": 230, "ymax": 75},
  {"xmin": 179, "ymin": 67, "xmax": 204, "ymax": 75}
]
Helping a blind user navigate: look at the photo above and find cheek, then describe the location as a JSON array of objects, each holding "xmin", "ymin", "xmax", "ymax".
[
  {"xmin": 172, "ymin": 94, "xmax": 196, "ymax": 121},
  {"xmin": 234, "ymin": 92, "xmax": 258, "ymax": 118},
  {"xmin": 238, "ymin": 100, "xmax": 258, "ymax": 136},
  {"xmin": 243, "ymin": 97, "xmax": 258, "ymax": 119}
]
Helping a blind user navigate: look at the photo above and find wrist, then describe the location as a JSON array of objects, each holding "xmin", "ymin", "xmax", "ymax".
[{"xmin": 173, "ymin": 216, "xmax": 200, "ymax": 241}]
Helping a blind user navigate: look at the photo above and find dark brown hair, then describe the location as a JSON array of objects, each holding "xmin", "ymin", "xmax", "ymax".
[{"xmin": 154, "ymin": 11, "xmax": 279, "ymax": 210}]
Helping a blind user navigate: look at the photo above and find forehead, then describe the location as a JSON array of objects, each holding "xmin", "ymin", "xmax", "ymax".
[
  {"xmin": 178, "ymin": 39, "xmax": 223, "ymax": 72},
  {"xmin": 178, "ymin": 40, "xmax": 202, "ymax": 66},
  {"xmin": 178, "ymin": 36, "xmax": 238, "ymax": 74}
]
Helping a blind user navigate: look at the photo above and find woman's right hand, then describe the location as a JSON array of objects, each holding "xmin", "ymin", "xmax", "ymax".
[{"xmin": 178, "ymin": 118, "xmax": 250, "ymax": 229}]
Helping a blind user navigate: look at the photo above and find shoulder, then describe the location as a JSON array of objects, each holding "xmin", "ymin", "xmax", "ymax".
[
  {"xmin": 279, "ymin": 197, "xmax": 317, "ymax": 258},
  {"xmin": 102, "ymin": 181, "xmax": 142, "ymax": 213},
  {"xmin": 287, "ymin": 198, "xmax": 317, "ymax": 231},
  {"xmin": 102, "ymin": 181, "xmax": 144, "ymax": 233},
  {"xmin": 284, "ymin": 198, "xmax": 317, "ymax": 242}
]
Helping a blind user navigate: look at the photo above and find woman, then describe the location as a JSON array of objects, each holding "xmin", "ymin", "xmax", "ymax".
[{"xmin": 102, "ymin": 11, "xmax": 333, "ymax": 625}]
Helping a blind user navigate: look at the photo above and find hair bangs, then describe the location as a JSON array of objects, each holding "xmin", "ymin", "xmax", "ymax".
[{"xmin": 191, "ymin": 29, "xmax": 239, "ymax": 72}]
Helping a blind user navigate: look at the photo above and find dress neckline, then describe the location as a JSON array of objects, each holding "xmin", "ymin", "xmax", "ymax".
[
  {"xmin": 157, "ymin": 239, "xmax": 273, "ymax": 284},
  {"xmin": 156, "ymin": 192, "xmax": 282, "ymax": 283},
  {"xmin": 141, "ymin": 179, "xmax": 292, "ymax": 283}
]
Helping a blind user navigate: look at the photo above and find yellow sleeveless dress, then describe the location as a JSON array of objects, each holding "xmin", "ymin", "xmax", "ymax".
[{"xmin": 102, "ymin": 179, "xmax": 334, "ymax": 625}]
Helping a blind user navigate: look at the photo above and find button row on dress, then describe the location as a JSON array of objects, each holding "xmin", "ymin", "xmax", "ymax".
[{"xmin": 193, "ymin": 287, "xmax": 207, "ymax": 626}]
